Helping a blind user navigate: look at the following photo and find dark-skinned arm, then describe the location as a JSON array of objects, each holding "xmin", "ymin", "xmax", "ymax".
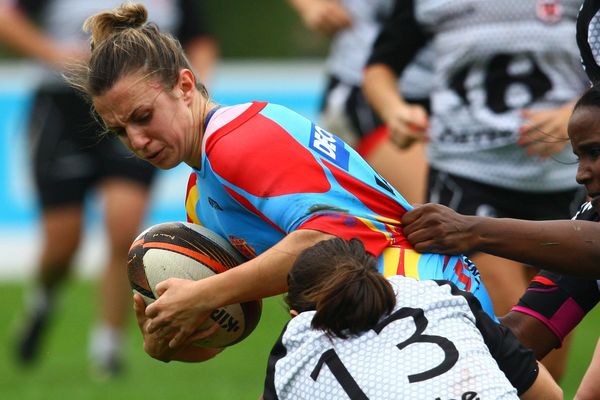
[{"xmin": 401, "ymin": 203, "xmax": 600, "ymax": 278}]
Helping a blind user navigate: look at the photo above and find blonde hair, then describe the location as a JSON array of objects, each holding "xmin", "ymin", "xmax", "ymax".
[{"xmin": 68, "ymin": 2, "xmax": 207, "ymax": 98}]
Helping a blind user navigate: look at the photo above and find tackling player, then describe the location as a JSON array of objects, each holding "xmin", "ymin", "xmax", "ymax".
[{"xmin": 263, "ymin": 238, "xmax": 561, "ymax": 399}]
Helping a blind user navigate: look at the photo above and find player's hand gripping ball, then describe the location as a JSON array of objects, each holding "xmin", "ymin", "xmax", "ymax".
[{"xmin": 127, "ymin": 222, "xmax": 262, "ymax": 348}]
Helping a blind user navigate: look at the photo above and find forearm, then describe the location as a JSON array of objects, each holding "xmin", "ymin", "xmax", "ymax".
[
  {"xmin": 200, "ymin": 229, "xmax": 335, "ymax": 309},
  {"xmin": 0, "ymin": 6, "xmax": 63, "ymax": 66},
  {"xmin": 519, "ymin": 362, "xmax": 562, "ymax": 400},
  {"xmin": 471, "ymin": 217, "xmax": 600, "ymax": 278},
  {"xmin": 363, "ymin": 64, "xmax": 406, "ymax": 122}
]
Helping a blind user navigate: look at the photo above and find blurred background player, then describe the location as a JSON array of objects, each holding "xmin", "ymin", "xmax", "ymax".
[
  {"xmin": 363, "ymin": 0, "xmax": 588, "ymax": 380},
  {"xmin": 0, "ymin": 0, "xmax": 218, "ymax": 378},
  {"xmin": 287, "ymin": 0, "xmax": 431, "ymax": 204},
  {"xmin": 263, "ymin": 237, "xmax": 561, "ymax": 400}
]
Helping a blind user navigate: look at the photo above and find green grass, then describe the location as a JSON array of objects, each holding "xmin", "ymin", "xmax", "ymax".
[{"xmin": 1, "ymin": 279, "xmax": 598, "ymax": 399}]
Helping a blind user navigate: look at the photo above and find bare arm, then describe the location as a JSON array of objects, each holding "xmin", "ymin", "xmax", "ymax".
[
  {"xmin": 500, "ymin": 311, "xmax": 560, "ymax": 359},
  {"xmin": 287, "ymin": 0, "xmax": 352, "ymax": 36},
  {"xmin": 575, "ymin": 338, "xmax": 600, "ymax": 400},
  {"xmin": 519, "ymin": 362, "xmax": 563, "ymax": 400},
  {"xmin": 363, "ymin": 63, "xmax": 428, "ymax": 149},
  {"xmin": 401, "ymin": 203, "xmax": 600, "ymax": 278},
  {"xmin": 145, "ymin": 229, "xmax": 335, "ymax": 349},
  {"xmin": 0, "ymin": 5, "xmax": 85, "ymax": 68}
]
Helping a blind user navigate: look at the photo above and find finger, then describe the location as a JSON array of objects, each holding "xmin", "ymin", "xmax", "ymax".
[
  {"xmin": 133, "ymin": 294, "xmax": 146, "ymax": 315},
  {"xmin": 145, "ymin": 301, "xmax": 158, "ymax": 318},
  {"xmin": 390, "ymin": 133, "xmax": 417, "ymax": 149},
  {"xmin": 133, "ymin": 294, "xmax": 148, "ymax": 328},
  {"xmin": 411, "ymin": 239, "xmax": 439, "ymax": 254},
  {"xmin": 169, "ymin": 328, "xmax": 194, "ymax": 349},
  {"xmin": 154, "ymin": 279, "xmax": 170, "ymax": 297},
  {"xmin": 146, "ymin": 317, "xmax": 170, "ymax": 334},
  {"xmin": 185, "ymin": 322, "xmax": 220, "ymax": 345},
  {"xmin": 401, "ymin": 204, "xmax": 428, "ymax": 226}
]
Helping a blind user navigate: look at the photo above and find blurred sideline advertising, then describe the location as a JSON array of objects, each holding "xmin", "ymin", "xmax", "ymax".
[{"xmin": 0, "ymin": 60, "xmax": 324, "ymax": 279}]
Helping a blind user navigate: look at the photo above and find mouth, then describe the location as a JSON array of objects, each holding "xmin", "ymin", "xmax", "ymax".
[{"xmin": 146, "ymin": 148, "xmax": 164, "ymax": 163}]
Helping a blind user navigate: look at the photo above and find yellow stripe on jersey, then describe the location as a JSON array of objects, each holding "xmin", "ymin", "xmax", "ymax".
[
  {"xmin": 403, "ymin": 249, "xmax": 421, "ymax": 279},
  {"xmin": 185, "ymin": 184, "xmax": 201, "ymax": 224},
  {"xmin": 381, "ymin": 247, "xmax": 402, "ymax": 277},
  {"xmin": 357, "ymin": 216, "xmax": 392, "ymax": 241},
  {"xmin": 372, "ymin": 215, "xmax": 401, "ymax": 225}
]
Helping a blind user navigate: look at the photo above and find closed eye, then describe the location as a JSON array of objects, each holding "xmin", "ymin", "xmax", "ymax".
[
  {"xmin": 107, "ymin": 126, "xmax": 126, "ymax": 137},
  {"xmin": 133, "ymin": 112, "xmax": 152, "ymax": 125}
]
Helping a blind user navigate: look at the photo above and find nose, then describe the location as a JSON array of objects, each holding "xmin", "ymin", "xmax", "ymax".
[
  {"xmin": 576, "ymin": 159, "xmax": 592, "ymax": 185},
  {"xmin": 126, "ymin": 125, "xmax": 150, "ymax": 152}
]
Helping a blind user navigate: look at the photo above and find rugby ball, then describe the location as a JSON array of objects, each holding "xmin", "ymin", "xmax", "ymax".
[{"xmin": 127, "ymin": 221, "xmax": 262, "ymax": 348}]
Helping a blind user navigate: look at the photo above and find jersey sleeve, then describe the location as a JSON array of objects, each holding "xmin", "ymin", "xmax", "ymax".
[
  {"xmin": 366, "ymin": 0, "xmax": 431, "ymax": 75},
  {"xmin": 512, "ymin": 270, "xmax": 600, "ymax": 344}
]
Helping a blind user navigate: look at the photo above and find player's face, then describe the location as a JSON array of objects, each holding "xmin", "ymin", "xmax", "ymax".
[
  {"xmin": 569, "ymin": 106, "xmax": 600, "ymax": 211},
  {"xmin": 93, "ymin": 71, "xmax": 200, "ymax": 170}
]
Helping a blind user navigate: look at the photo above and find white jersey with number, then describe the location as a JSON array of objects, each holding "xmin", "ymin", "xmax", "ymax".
[
  {"xmin": 426, "ymin": 0, "xmax": 585, "ymax": 191},
  {"xmin": 369, "ymin": 0, "xmax": 587, "ymax": 191},
  {"xmin": 263, "ymin": 276, "xmax": 536, "ymax": 400}
]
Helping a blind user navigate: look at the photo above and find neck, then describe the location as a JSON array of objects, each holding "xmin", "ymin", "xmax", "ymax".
[{"xmin": 187, "ymin": 94, "xmax": 217, "ymax": 169}]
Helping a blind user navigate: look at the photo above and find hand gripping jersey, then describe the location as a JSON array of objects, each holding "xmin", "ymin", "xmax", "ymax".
[
  {"xmin": 513, "ymin": 201, "xmax": 600, "ymax": 343},
  {"xmin": 263, "ymin": 276, "xmax": 538, "ymax": 400},
  {"xmin": 368, "ymin": 0, "xmax": 586, "ymax": 192},
  {"xmin": 185, "ymin": 102, "xmax": 494, "ymax": 318}
]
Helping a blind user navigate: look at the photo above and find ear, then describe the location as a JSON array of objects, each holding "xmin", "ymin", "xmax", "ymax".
[
  {"xmin": 289, "ymin": 309, "xmax": 299, "ymax": 318},
  {"xmin": 177, "ymin": 69, "xmax": 196, "ymax": 105}
]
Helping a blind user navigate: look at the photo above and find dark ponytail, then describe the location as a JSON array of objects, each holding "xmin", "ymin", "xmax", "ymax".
[{"xmin": 286, "ymin": 238, "xmax": 395, "ymax": 339}]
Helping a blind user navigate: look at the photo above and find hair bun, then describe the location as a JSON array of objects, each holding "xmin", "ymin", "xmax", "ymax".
[{"xmin": 84, "ymin": 3, "xmax": 149, "ymax": 49}]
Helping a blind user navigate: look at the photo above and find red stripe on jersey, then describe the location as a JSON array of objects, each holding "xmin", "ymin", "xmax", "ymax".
[
  {"xmin": 396, "ymin": 248, "xmax": 406, "ymax": 276},
  {"xmin": 298, "ymin": 214, "xmax": 390, "ymax": 256},
  {"xmin": 322, "ymin": 159, "xmax": 406, "ymax": 220},
  {"xmin": 206, "ymin": 107, "xmax": 331, "ymax": 197},
  {"xmin": 532, "ymin": 275, "xmax": 557, "ymax": 287},
  {"xmin": 321, "ymin": 159, "xmax": 409, "ymax": 248},
  {"xmin": 224, "ymin": 186, "xmax": 286, "ymax": 235}
]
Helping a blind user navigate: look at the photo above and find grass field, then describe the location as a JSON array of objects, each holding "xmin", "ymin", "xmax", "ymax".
[{"xmin": 1, "ymin": 279, "xmax": 598, "ymax": 399}]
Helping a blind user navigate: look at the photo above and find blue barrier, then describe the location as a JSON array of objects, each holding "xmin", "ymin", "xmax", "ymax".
[{"xmin": 0, "ymin": 61, "xmax": 324, "ymax": 228}]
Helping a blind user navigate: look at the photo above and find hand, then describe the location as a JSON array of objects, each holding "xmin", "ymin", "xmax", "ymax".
[
  {"xmin": 145, "ymin": 278, "xmax": 214, "ymax": 349},
  {"xmin": 518, "ymin": 102, "xmax": 574, "ymax": 159},
  {"xmin": 401, "ymin": 203, "xmax": 477, "ymax": 254},
  {"xmin": 133, "ymin": 293, "xmax": 179, "ymax": 362},
  {"xmin": 294, "ymin": 0, "xmax": 352, "ymax": 35},
  {"xmin": 134, "ymin": 294, "xmax": 223, "ymax": 362},
  {"xmin": 383, "ymin": 103, "xmax": 429, "ymax": 149}
]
